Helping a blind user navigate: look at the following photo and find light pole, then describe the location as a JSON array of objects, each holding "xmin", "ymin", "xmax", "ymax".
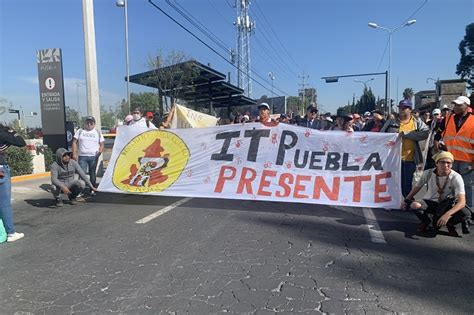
[
  {"xmin": 368, "ymin": 19, "xmax": 416, "ymax": 116},
  {"xmin": 116, "ymin": 0, "xmax": 131, "ymax": 113},
  {"xmin": 76, "ymin": 82, "xmax": 84, "ymax": 119},
  {"xmin": 268, "ymin": 71, "xmax": 275, "ymax": 112},
  {"xmin": 354, "ymin": 78, "xmax": 375, "ymax": 90}
]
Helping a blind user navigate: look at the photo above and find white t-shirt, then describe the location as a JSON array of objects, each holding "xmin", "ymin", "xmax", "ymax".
[
  {"xmin": 128, "ymin": 118, "xmax": 157, "ymax": 129},
  {"xmin": 415, "ymin": 169, "xmax": 465, "ymax": 201},
  {"xmin": 74, "ymin": 128, "xmax": 104, "ymax": 157}
]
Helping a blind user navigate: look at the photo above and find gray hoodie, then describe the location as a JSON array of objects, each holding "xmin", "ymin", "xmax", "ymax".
[{"xmin": 50, "ymin": 148, "xmax": 93, "ymax": 188}]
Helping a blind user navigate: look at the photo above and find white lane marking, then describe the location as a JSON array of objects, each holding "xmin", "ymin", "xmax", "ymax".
[
  {"xmin": 135, "ymin": 197, "xmax": 192, "ymax": 224},
  {"xmin": 362, "ymin": 207, "xmax": 386, "ymax": 244}
]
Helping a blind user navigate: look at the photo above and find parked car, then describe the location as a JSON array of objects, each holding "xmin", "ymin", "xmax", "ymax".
[{"xmin": 100, "ymin": 127, "xmax": 110, "ymax": 134}]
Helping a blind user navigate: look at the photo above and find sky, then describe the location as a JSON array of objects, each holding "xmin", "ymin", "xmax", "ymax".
[{"xmin": 0, "ymin": 0, "xmax": 473, "ymax": 127}]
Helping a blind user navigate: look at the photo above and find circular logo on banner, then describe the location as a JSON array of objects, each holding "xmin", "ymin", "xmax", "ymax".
[
  {"xmin": 113, "ymin": 130, "xmax": 190, "ymax": 193},
  {"xmin": 45, "ymin": 77, "xmax": 55, "ymax": 90}
]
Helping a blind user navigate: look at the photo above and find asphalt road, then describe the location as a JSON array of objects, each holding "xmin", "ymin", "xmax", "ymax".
[{"xmin": 1, "ymin": 177, "xmax": 472, "ymax": 314}]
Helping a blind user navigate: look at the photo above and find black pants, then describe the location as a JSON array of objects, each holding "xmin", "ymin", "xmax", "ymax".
[{"xmin": 413, "ymin": 198, "xmax": 470, "ymax": 227}]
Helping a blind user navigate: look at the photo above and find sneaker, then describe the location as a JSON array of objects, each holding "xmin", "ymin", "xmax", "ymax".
[
  {"xmin": 447, "ymin": 224, "xmax": 459, "ymax": 237},
  {"xmin": 461, "ymin": 220, "xmax": 470, "ymax": 234},
  {"xmin": 76, "ymin": 196, "xmax": 86, "ymax": 202},
  {"xmin": 90, "ymin": 191, "xmax": 96, "ymax": 196},
  {"xmin": 7, "ymin": 232, "xmax": 24, "ymax": 242},
  {"xmin": 56, "ymin": 198, "xmax": 64, "ymax": 207},
  {"xmin": 69, "ymin": 198, "xmax": 78, "ymax": 205}
]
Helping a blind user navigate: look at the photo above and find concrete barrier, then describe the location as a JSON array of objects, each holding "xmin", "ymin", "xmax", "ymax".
[{"xmin": 25, "ymin": 139, "xmax": 46, "ymax": 174}]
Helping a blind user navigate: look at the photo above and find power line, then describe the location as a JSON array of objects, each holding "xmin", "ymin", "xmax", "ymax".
[
  {"xmin": 253, "ymin": 0, "xmax": 301, "ymax": 71},
  {"xmin": 168, "ymin": 0, "xmax": 291, "ymax": 96},
  {"xmin": 147, "ymin": 0, "xmax": 290, "ymax": 96}
]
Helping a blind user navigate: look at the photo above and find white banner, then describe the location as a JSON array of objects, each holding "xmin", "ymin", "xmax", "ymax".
[{"xmin": 98, "ymin": 123, "xmax": 402, "ymax": 208}]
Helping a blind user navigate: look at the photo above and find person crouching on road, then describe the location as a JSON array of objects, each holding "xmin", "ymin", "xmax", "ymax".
[
  {"xmin": 51, "ymin": 148, "xmax": 97, "ymax": 206},
  {"xmin": 402, "ymin": 151, "xmax": 471, "ymax": 237}
]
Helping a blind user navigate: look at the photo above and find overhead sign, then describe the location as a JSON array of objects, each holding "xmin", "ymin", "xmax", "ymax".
[
  {"xmin": 37, "ymin": 48, "xmax": 67, "ymax": 152},
  {"xmin": 99, "ymin": 124, "xmax": 402, "ymax": 209}
]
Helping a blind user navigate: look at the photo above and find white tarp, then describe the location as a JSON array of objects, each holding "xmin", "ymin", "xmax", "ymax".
[{"xmin": 98, "ymin": 123, "xmax": 402, "ymax": 208}]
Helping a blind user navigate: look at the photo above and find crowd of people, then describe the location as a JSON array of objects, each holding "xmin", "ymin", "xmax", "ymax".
[{"xmin": 0, "ymin": 96, "xmax": 472, "ymax": 243}]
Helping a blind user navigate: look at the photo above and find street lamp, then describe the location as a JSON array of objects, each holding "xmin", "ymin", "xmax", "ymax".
[
  {"xmin": 368, "ymin": 19, "xmax": 416, "ymax": 116},
  {"xmin": 116, "ymin": 0, "xmax": 131, "ymax": 113},
  {"xmin": 268, "ymin": 71, "xmax": 275, "ymax": 112},
  {"xmin": 354, "ymin": 78, "xmax": 375, "ymax": 89}
]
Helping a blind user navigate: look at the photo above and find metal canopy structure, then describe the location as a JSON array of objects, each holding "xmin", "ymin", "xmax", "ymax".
[{"xmin": 128, "ymin": 60, "xmax": 257, "ymax": 110}]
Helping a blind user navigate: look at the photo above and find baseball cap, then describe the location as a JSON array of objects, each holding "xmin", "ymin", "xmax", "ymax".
[
  {"xmin": 84, "ymin": 116, "xmax": 95, "ymax": 123},
  {"xmin": 146, "ymin": 111, "xmax": 154, "ymax": 118},
  {"xmin": 258, "ymin": 103, "xmax": 270, "ymax": 110},
  {"xmin": 452, "ymin": 96, "xmax": 470, "ymax": 106},
  {"xmin": 432, "ymin": 108, "xmax": 441, "ymax": 115},
  {"xmin": 364, "ymin": 111, "xmax": 371, "ymax": 117},
  {"xmin": 398, "ymin": 99, "xmax": 413, "ymax": 109}
]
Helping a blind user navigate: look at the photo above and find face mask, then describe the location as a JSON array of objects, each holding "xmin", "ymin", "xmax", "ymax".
[{"xmin": 133, "ymin": 114, "xmax": 141, "ymax": 121}]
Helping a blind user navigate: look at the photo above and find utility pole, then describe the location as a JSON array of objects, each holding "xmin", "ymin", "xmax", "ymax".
[
  {"xmin": 234, "ymin": 0, "xmax": 254, "ymax": 97},
  {"xmin": 298, "ymin": 72, "xmax": 309, "ymax": 114}
]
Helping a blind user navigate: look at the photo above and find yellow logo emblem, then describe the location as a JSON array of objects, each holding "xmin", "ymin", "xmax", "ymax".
[{"xmin": 112, "ymin": 130, "xmax": 190, "ymax": 193}]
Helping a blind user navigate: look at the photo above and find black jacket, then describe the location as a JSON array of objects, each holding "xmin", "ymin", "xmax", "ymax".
[{"xmin": 0, "ymin": 127, "xmax": 26, "ymax": 165}]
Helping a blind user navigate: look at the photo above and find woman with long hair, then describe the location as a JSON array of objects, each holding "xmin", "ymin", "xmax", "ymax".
[{"xmin": 0, "ymin": 123, "xmax": 26, "ymax": 242}]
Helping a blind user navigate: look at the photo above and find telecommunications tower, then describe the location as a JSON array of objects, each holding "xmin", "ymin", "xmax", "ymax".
[{"xmin": 234, "ymin": 0, "xmax": 254, "ymax": 97}]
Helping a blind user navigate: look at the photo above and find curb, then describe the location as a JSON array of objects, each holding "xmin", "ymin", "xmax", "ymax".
[{"xmin": 11, "ymin": 172, "xmax": 50, "ymax": 183}]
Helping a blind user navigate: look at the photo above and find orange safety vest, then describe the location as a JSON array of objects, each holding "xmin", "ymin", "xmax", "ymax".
[{"xmin": 442, "ymin": 113, "xmax": 474, "ymax": 162}]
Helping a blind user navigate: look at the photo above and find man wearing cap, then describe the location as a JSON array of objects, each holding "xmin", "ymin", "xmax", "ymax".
[
  {"xmin": 72, "ymin": 116, "xmax": 104, "ymax": 195},
  {"xmin": 440, "ymin": 95, "xmax": 474, "ymax": 209},
  {"xmin": 257, "ymin": 103, "xmax": 274, "ymax": 123},
  {"xmin": 381, "ymin": 99, "xmax": 429, "ymax": 198},
  {"xmin": 403, "ymin": 151, "xmax": 471, "ymax": 236},
  {"xmin": 51, "ymin": 148, "xmax": 97, "ymax": 206},
  {"xmin": 129, "ymin": 107, "xmax": 157, "ymax": 129}
]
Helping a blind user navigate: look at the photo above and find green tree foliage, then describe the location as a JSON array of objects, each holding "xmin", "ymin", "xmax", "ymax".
[
  {"xmin": 356, "ymin": 87, "xmax": 376, "ymax": 114},
  {"xmin": 403, "ymin": 88, "xmax": 414, "ymax": 100},
  {"xmin": 43, "ymin": 146, "xmax": 54, "ymax": 172},
  {"xmin": 286, "ymin": 96, "xmax": 302, "ymax": 115},
  {"xmin": 130, "ymin": 92, "xmax": 161, "ymax": 114},
  {"xmin": 456, "ymin": 23, "xmax": 474, "ymax": 90},
  {"xmin": 100, "ymin": 106, "xmax": 117, "ymax": 129},
  {"xmin": 66, "ymin": 106, "xmax": 80, "ymax": 125},
  {"xmin": 6, "ymin": 146, "xmax": 33, "ymax": 176}
]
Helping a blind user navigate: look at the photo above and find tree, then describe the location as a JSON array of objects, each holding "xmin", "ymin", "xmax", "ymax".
[
  {"xmin": 146, "ymin": 50, "xmax": 199, "ymax": 113},
  {"xmin": 356, "ymin": 87, "xmax": 376, "ymax": 114},
  {"xmin": 100, "ymin": 106, "xmax": 116, "ymax": 129},
  {"xmin": 130, "ymin": 92, "xmax": 161, "ymax": 113},
  {"xmin": 65, "ymin": 106, "xmax": 80, "ymax": 125},
  {"xmin": 286, "ymin": 96, "xmax": 302, "ymax": 115},
  {"xmin": 403, "ymin": 88, "xmax": 414, "ymax": 101},
  {"xmin": 456, "ymin": 23, "xmax": 474, "ymax": 90}
]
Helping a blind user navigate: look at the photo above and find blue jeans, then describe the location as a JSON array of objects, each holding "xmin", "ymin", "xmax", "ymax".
[
  {"xmin": 0, "ymin": 165, "xmax": 16, "ymax": 234},
  {"xmin": 78, "ymin": 155, "xmax": 98, "ymax": 187},
  {"xmin": 401, "ymin": 160, "xmax": 416, "ymax": 198},
  {"xmin": 452, "ymin": 161, "xmax": 473, "ymax": 208}
]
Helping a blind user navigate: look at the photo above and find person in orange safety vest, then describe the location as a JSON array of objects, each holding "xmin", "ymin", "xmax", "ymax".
[{"xmin": 440, "ymin": 96, "xmax": 473, "ymax": 210}]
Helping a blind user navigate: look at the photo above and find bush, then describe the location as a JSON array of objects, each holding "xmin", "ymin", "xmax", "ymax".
[
  {"xmin": 44, "ymin": 147, "xmax": 54, "ymax": 171},
  {"xmin": 6, "ymin": 146, "xmax": 33, "ymax": 176}
]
